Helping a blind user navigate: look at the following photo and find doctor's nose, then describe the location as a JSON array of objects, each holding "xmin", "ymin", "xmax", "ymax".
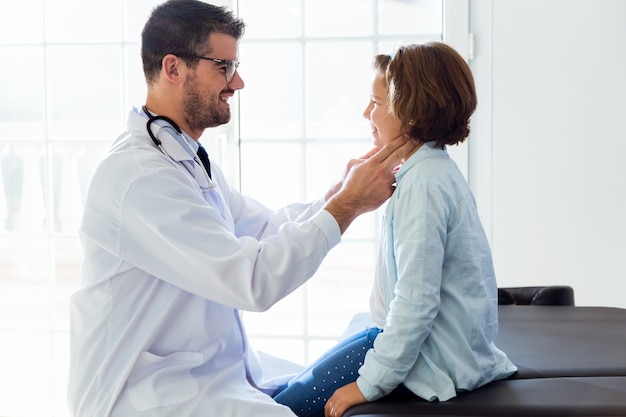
[{"xmin": 228, "ymin": 70, "xmax": 245, "ymax": 90}]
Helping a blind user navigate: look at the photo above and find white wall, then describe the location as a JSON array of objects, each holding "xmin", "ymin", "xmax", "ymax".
[{"xmin": 469, "ymin": 0, "xmax": 626, "ymax": 308}]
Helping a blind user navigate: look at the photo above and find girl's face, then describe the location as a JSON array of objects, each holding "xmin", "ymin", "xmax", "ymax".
[{"xmin": 362, "ymin": 70, "xmax": 403, "ymax": 147}]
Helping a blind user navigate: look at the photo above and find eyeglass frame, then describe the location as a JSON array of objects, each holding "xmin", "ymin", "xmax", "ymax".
[{"xmin": 171, "ymin": 52, "xmax": 239, "ymax": 82}]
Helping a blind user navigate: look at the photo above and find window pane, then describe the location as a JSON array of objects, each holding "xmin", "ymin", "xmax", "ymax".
[
  {"xmin": 0, "ymin": 0, "xmax": 43, "ymax": 44},
  {"xmin": 50, "ymin": 143, "xmax": 108, "ymax": 234},
  {"xmin": 124, "ymin": 44, "xmax": 148, "ymax": 110},
  {"xmin": 238, "ymin": 0, "xmax": 302, "ymax": 39},
  {"xmin": 53, "ymin": 237, "xmax": 81, "ymax": 331},
  {"xmin": 238, "ymin": 42, "xmax": 303, "ymax": 140},
  {"xmin": 0, "ymin": 46, "xmax": 45, "ymax": 140},
  {"xmin": 44, "ymin": 0, "xmax": 122, "ymax": 43},
  {"xmin": 305, "ymin": 140, "xmax": 371, "ymax": 202},
  {"xmin": 305, "ymin": 0, "xmax": 374, "ymax": 37},
  {"xmin": 308, "ymin": 338, "xmax": 341, "ymax": 365},
  {"xmin": 305, "ymin": 41, "xmax": 374, "ymax": 139},
  {"xmin": 307, "ymin": 242, "xmax": 376, "ymax": 337},
  {"xmin": 244, "ymin": 286, "xmax": 306, "ymax": 337},
  {"xmin": 247, "ymin": 337, "xmax": 306, "ymax": 366},
  {"xmin": 0, "ymin": 332, "xmax": 53, "ymax": 416},
  {"xmin": 0, "ymin": 235, "xmax": 51, "ymax": 329},
  {"xmin": 46, "ymin": 45, "xmax": 124, "ymax": 141},
  {"xmin": 379, "ymin": 0, "xmax": 443, "ymax": 36},
  {"xmin": 240, "ymin": 142, "xmax": 304, "ymax": 208},
  {"xmin": 53, "ymin": 332, "xmax": 71, "ymax": 417},
  {"xmin": 0, "ymin": 143, "xmax": 48, "ymax": 233},
  {"xmin": 123, "ymin": 0, "xmax": 165, "ymax": 42}
]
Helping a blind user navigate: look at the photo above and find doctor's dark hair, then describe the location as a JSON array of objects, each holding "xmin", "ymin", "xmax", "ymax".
[
  {"xmin": 141, "ymin": 0, "xmax": 245, "ymax": 84},
  {"xmin": 373, "ymin": 42, "xmax": 477, "ymax": 148}
]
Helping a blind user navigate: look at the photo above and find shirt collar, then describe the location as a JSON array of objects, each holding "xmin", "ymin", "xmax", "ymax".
[
  {"xmin": 130, "ymin": 107, "xmax": 199, "ymax": 162},
  {"xmin": 394, "ymin": 141, "xmax": 448, "ymax": 182}
]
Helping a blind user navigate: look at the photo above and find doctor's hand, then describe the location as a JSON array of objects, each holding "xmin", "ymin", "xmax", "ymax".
[
  {"xmin": 324, "ymin": 382, "xmax": 367, "ymax": 417},
  {"xmin": 324, "ymin": 146, "xmax": 380, "ymax": 202},
  {"xmin": 324, "ymin": 135, "xmax": 418, "ymax": 234}
]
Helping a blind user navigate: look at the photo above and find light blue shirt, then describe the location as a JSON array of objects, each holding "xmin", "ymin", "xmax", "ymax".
[{"xmin": 358, "ymin": 141, "xmax": 517, "ymax": 402}]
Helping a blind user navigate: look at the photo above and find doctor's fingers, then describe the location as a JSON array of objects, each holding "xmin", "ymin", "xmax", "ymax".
[
  {"xmin": 343, "ymin": 157, "xmax": 364, "ymax": 179},
  {"xmin": 341, "ymin": 146, "xmax": 382, "ymax": 177},
  {"xmin": 368, "ymin": 135, "xmax": 419, "ymax": 168},
  {"xmin": 343, "ymin": 136, "xmax": 413, "ymax": 182},
  {"xmin": 356, "ymin": 145, "xmax": 383, "ymax": 160}
]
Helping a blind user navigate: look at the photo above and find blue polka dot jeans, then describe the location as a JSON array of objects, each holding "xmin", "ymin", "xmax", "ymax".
[{"xmin": 273, "ymin": 326, "xmax": 382, "ymax": 417}]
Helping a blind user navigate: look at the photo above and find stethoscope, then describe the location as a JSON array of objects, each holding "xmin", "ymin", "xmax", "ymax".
[{"xmin": 142, "ymin": 105, "xmax": 213, "ymax": 186}]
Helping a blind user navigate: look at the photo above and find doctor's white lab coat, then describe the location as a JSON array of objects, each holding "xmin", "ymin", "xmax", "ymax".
[{"xmin": 68, "ymin": 109, "xmax": 341, "ymax": 417}]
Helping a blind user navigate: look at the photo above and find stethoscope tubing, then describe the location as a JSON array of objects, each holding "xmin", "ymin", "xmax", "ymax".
[{"xmin": 142, "ymin": 106, "xmax": 213, "ymax": 187}]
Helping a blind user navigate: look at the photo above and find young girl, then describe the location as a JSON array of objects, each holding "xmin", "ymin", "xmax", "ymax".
[{"xmin": 273, "ymin": 42, "xmax": 517, "ymax": 417}]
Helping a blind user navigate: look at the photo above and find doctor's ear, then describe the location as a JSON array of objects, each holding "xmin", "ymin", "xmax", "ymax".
[{"xmin": 161, "ymin": 54, "xmax": 183, "ymax": 82}]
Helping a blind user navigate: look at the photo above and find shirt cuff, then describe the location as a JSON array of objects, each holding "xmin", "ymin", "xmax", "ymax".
[
  {"xmin": 356, "ymin": 375, "xmax": 383, "ymax": 402},
  {"xmin": 312, "ymin": 209, "xmax": 341, "ymax": 250}
]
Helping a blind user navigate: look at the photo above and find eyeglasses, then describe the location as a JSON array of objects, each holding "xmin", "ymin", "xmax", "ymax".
[{"xmin": 172, "ymin": 53, "xmax": 239, "ymax": 82}]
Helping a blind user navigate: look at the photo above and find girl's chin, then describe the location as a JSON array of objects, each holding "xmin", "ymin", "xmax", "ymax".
[{"xmin": 373, "ymin": 138, "xmax": 388, "ymax": 147}]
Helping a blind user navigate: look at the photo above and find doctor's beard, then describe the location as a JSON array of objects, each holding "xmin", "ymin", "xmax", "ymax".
[{"xmin": 183, "ymin": 72, "xmax": 231, "ymax": 130}]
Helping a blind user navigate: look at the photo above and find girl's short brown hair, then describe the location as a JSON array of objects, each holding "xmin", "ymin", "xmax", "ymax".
[{"xmin": 373, "ymin": 42, "xmax": 477, "ymax": 147}]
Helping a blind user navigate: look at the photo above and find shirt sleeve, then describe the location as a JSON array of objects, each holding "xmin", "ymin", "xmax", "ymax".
[
  {"xmin": 223, "ymin": 182, "xmax": 328, "ymax": 240},
  {"xmin": 357, "ymin": 175, "xmax": 447, "ymax": 401},
  {"xmin": 110, "ymin": 163, "xmax": 340, "ymax": 312}
]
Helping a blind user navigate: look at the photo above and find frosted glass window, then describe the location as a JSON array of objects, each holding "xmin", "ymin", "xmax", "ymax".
[
  {"xmin": 305, "ymin": 0, "xmax": 374, "ymax": 37},
  {"xmin": 50, "ymin": 143, "xmax": 110, "ymax": 233},
  {"xmin": 0, "ymin": 235, "xmax": 51, "ymax": 328},
  {"xmin": 306, "ymin": 241, "xmax": 376, "ymax": 336},
  {"xmin": 379, "ymin": 0, "xmax": 443, "ymax": 36},
  {"xmin": 124, "ymin": 44, "xmax": 149, "ymax": 110},
  {"xmin": 46, "ymin": 45, "xmax": 124, "ymax": 141},
  {"xmin": 238, "ymin": 0, "xmax": 303, "ymax": 38},
  {"xmin": 304, "ymin": 141, "xmax": 372, "ymax": 211},
  {"xmin": 44, "ymin": 0, "xmax": 122, "ymax": 43},
  {"xmin": 240, "ymin": 142, "xmax": 304, "ymax": 208},
  {"xmin": 305, "ymin": 41, "xmax": 374, "ymax": 139},
  {"xmin": 124, "ymin": 0, "xmax": 166, "ymax": 42},
  {"xmin": 0, "ymin": 1, "xmax": 44, "ymax": 44},
  {"xmin": 238, "ymin": 42, "xmax": 304, "ymax": 140},
  {"xmin": 0, "ymin": 144, "xmax": 48, "ymax": 233},
  {"xmin": 0, "ymin": 46, "xmax": 45, "ymax": 140},
  {"xmin": 0, "ymin": 332, "xmax": 54, "ymax": 416}
]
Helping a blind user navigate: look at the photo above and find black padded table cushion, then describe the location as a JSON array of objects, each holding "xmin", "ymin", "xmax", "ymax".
[
  {"xmin": 343, "ymin": 306, "xmax": 626, "ymax": 417},
  {"xmin": 496, "ymin": 306, "xmax": 626, "ymax": 379},
  {"xmin": 343, "ymin": 376, "xmax": 626, "ymax": 417}
]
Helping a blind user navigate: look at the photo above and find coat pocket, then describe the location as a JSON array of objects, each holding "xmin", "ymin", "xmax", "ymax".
[{"xmin": 127, "ymin": 351, "xmax": 204, "ymax": 412}]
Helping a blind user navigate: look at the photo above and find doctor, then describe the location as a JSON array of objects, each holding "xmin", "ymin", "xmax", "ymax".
[{"xmin": 67, "ymin": 1, "xmax": 418, "ymax": 416}]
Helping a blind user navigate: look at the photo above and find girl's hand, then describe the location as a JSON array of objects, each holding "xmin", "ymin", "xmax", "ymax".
[{"xmin": 324, "ymin": 382, "xmax": 367, "ymax": 417}]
